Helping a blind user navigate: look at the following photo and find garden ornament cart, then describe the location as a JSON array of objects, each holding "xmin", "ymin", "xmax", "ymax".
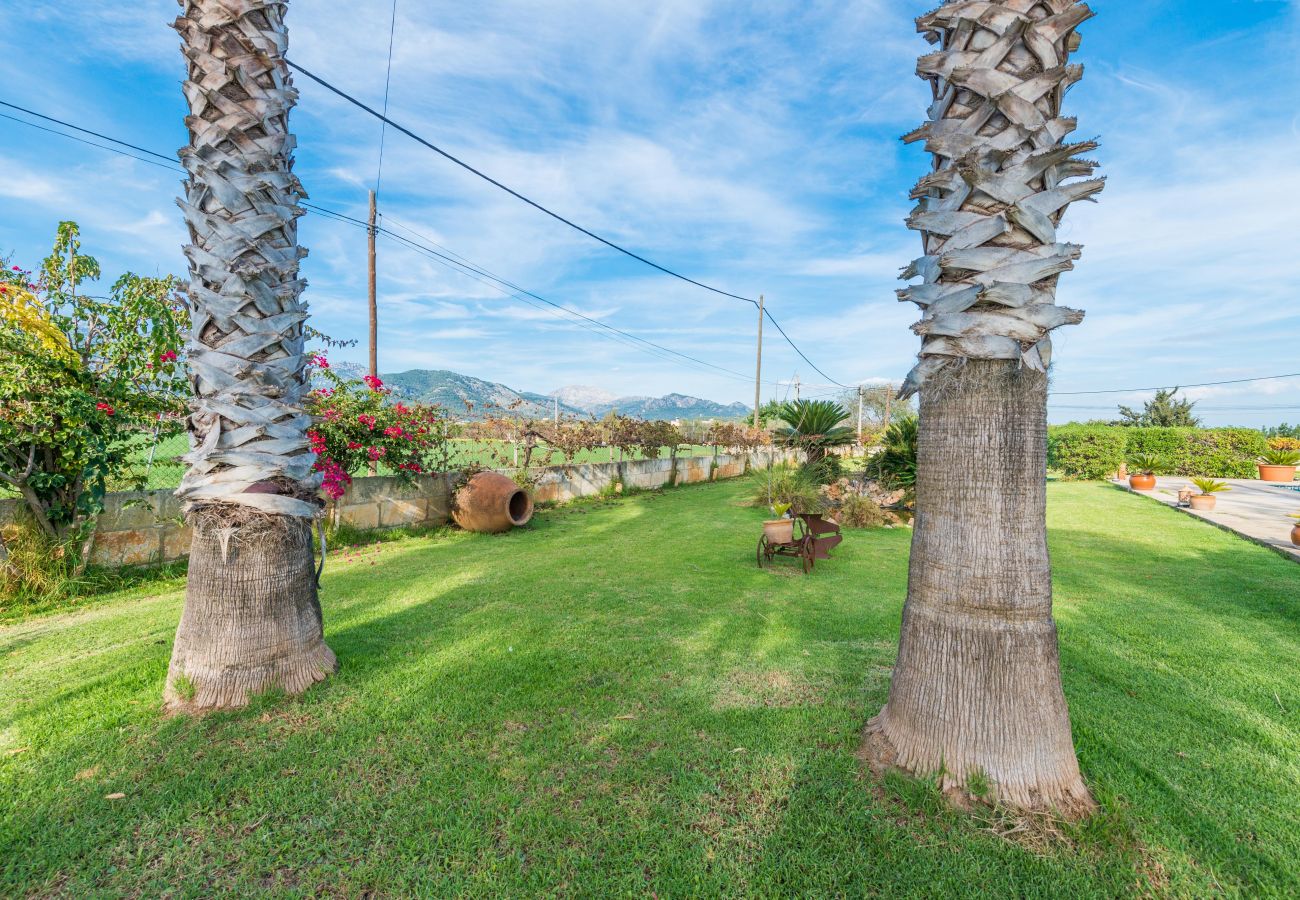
[{"xmin": 757, "ymin": 513, "xmax": 843, "ymax": 573}]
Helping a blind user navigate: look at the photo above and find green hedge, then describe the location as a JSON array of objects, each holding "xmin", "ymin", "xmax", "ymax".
[
  {"xmin": 1048, "ymin": 425, "xmax": 1267, "ymax": 480},
  {"xmin": 1046, "ymin": 425, "xmax": 1127, "ymax": 480}
]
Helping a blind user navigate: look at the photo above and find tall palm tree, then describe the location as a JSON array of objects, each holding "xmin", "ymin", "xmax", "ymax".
[
  {"xmin": 165, "ymin": 0, "xmax": 336, "ymax": 711},
  {"xmin": 865, "ymin": 0, "xmax": 1103, "ymax": 817},
  {"xmin": 774, "ymin": 399, "xmax": 855, "ymax": 466}
]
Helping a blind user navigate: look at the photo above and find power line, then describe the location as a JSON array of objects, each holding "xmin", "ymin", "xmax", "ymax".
[
  {"xmin": 0, "ymin": 102, "xmax": 765, "ymax": 385},
  {"xmin": 760, "ymin": 310, "xmax": 847, "ymax": 387},
  {"xmin": 1050, "ymin": 372, "xmax": 1300, "ymax": 396},
  {"xmin": 283, "ymin": 62, "xmax": 854, "ymax": 386},
  {"xmin": 0, "ymin": 111, "xmax": 180, "ymax": 174},
  {"xmin": 282, "ymin": 61, "xmax": 765, "ymax": 309},
  {"xmin": 302, "ymin": 202, "xmax": 770, "ymax": 384},
  {"xmin": 374, "ymin": 0, "xmax": 399, "ymax": 198},
  {"xmin": 3, "ymin": 95, "xmax": 850, "ymax": 386},
  {"xmin": 0, "ymin": 99, "xmax": 179, "ymax": 165}
]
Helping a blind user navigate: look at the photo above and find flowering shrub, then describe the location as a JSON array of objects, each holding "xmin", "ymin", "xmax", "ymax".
[
  {"xmin": 304, "ymin": 359, "xmax": 454, "ymax": 499},
  {"xmin": 0, "ymin": 222, "xmax": 187, "ymax": 571}
]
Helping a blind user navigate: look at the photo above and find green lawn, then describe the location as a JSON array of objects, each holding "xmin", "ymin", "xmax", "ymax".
[{"xmin": 2, "ymin": 480, "xmax": 1297, "ymax": 896}]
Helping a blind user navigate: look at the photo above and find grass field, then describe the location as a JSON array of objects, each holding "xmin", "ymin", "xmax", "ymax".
[{"xmin": 2, "ymin": 480, "xmax": 1297, "ymax": 896}]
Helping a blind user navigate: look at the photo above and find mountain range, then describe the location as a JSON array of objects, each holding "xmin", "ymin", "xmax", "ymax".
[{"xmin": 348, "ymin": 366, "xmax": 750, "ymax": 421}]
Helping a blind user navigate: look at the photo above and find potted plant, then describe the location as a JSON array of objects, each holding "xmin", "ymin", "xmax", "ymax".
[
  {"xmin": 1257, "ymin": 448, "xmax": 1300, "ymax": 483},
  {"xmin": 1290, "ymin": 513, "xmax": 1300, "ymax": 547},
  {"xmin": 1127, "ymin": 453, "xmax": 1161, "ymax": 491},
  {"xmin": 1189, "ymin": 477, "xmax": 1230, "ymax": 511},
  {"xmin": 763, "ymin": 501, "xmax": 794, "ymax": 544}
]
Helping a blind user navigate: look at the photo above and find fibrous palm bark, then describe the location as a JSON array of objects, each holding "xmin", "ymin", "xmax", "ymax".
[
  {"xmin": 865, "ymin": 0, "xmax": 1102, "ymax": 816},
  {"xmin": 165, "ymin": 0, "xmax": 335, "ymax": 711}
]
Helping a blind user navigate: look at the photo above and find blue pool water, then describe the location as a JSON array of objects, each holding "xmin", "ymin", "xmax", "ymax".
[{"xmin": 1272, "ymin": 484, "xmax": 1300, "ymax": 493}]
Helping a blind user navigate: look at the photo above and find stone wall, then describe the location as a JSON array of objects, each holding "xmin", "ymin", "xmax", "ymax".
[{"xmin": 0, "ymin": 448, "xmax": 799, "ymax": 569}]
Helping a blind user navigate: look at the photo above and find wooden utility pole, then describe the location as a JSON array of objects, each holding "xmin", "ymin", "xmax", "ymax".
[
  {"xmin": 793, "ymin": 374, "xmax": 800, "ymax": 402},
  {"xmin": 857, "ymin": 385, "xmax": 864, "ymax": 445},
  {"xmin": 367, "ymin": 189, "xmax": 378, "ymax": 377},
  {"xmin": 753, "ymin": 294, "xmax": 764, "ymax": 428}
]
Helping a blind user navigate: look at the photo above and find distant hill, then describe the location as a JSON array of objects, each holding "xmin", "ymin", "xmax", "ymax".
[
  {"xmin": 378, "ymin": 369, "xmax": 584, "ymax": 419},
  {"xmin": 550, "ymin": 385, "xmax": 750, "ymax": 420},
  {"xmin": 365, "ymin": 370, "xmax": 750, "ymax": 421}
]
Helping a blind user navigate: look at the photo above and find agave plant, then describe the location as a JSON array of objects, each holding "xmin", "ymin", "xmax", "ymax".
[
  {"xmin": 1191, "ymin": 477, "xmax": 1231, "ymax": 495},
  {"xmin": 773, "ymin": 400, "xmax": 856, "ymax": 466}
]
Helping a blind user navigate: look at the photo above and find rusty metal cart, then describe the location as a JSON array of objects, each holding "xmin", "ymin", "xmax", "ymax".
[{"xmin": 756, "ymin": 513, "xmax": 841, "ymax": 573}]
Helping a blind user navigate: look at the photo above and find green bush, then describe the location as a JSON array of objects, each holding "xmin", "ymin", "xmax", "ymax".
[
  {"xmin": 1128, "ymin": 428, "xmax": 1267, "ymax": 478},
  {"xmin": 1048, "ymin": 425, "xmax": 1268, "ymax": 480},
  {"xmin": 1047, "ymin": 424, "xmax": 1127, "ymax": 479}
]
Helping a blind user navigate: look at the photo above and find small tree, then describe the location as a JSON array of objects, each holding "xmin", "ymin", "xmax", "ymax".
[
  {"xmin": 1118, "ymin": 388, "xmax": 1200, "ymax": 427},
  {"xmin": 0, "ymin": 222, "xmax": 186, "ymax": 572}
]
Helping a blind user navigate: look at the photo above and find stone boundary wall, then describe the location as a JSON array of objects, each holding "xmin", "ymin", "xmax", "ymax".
[{"xmin": 0, "ymin": 448, "xmax": 800, "ymax": 569}]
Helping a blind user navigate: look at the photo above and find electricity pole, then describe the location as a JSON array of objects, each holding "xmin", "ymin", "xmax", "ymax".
[
  {"xmin": 857, "ymin": 385, "xmax": 864, "ymax": 445},
  {"xmin": 367, "ymin": 189, "xmax": 378, "ymax": 378},
  {"xmin": 884, "ymin": 386, "xmax": 892, "ymax": 427},
  {"xmin": 753, "ymin": 294, "xmax": 764, "ymax": 428},
  {"xmin": 793, "ymin": 374, "xmax": 800, "ymax": 402}
]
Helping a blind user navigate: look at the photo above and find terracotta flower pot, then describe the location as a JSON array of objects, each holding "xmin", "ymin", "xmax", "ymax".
[
  {"xmin": 1258, "ymin": 464, "xmax": 1298, "ymax": 483},
  {"xmin": 452, "ymin": 472, "xmax": 534, "ymax": 533},
  {"xmin": 1129, "ymin": 474, "xmax": 1156, "ymax": 491},
  {"xmin": 1291, "ymin": 523, "xmax": 1300, "ymax": 547},
  {"xmin": 1189, "ymin": 494, "xmax": 1217, "ymax": 511},
  {"xmin": 763, "ymin": 518, "xmax": 794, "ymax": 544}
]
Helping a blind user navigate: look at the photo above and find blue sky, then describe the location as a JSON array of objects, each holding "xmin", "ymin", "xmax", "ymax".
[{"xmin": 1, "ymin": 0, "xmax": 1297, "ymax": 424}]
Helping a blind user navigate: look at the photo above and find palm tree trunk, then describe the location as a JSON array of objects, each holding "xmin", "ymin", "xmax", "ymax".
[
  {"xmin": 165, "ymin": 515, "xmax": 334, "ymax": 709},
  {"xmin": 865, "ymin": 360, "xmax": 1092, "ymax": 816},
  {"xmin": 869, "ymin": 0, "xmax": 1102, "ymax": 815},
  {"xmin": 167, "ymin": 0, "xmax": 334, "ymax": 712}
]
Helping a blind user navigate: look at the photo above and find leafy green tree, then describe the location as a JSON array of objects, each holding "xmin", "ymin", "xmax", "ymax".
[
  {"xmin": 773, "ymin": 399, "xmax": 855, "ymax": 466},
  {"xmin": 757, "ymin": 398, "xmax": 786, "ymax": 427},
  {"xmin": 1118, "ymin": 388, "xmax": 1201, "ymax": 427},
  {"xmin": 0, "ymin": 222, "xmax": 186, "ymax": 571}
]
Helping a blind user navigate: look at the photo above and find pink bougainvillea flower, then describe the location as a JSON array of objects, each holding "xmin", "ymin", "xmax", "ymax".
[
  {"xmin": 95, "ymin": 402, "xmax": 115, "ymax": 416},
  {"xmin": 363, "ymin": 374, "xmax": 384, "ymax": 391},
  {"xmin": 311, "ymin": 354, "xmax": 330, "ymax": 368},
  {"xmin": 159, "ymin": 350, "xmax": 178, "ymax": 363},
  {"xmin": 347, "ymin": 441, "xmax": 363, "ymax": 450},
  {"xmin": 367, "ymin": 446, "xmax": 385, "ymax": 461},
  {"xmin": 383, "ymin": 425, "xmax": 403, "ymax": 438},
  {"xmin": 357, "ymin": 414, "xmax": 377, "ymax": 430}
]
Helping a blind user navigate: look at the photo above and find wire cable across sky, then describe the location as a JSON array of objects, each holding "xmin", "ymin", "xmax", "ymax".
[
  {"xmin": 2, "ymin": 92, "xmax": 849, "ymax": 388},
  {"xmin": 11, "ymin": 96, "xmax": 1294, "ymax": 403},
  {"xmin": 281, "ymin": 62, "xmax": 851, "ymax": 387}
]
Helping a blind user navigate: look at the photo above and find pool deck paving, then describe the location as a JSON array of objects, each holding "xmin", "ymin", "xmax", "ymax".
[{"xmin": 1116, "ymin": 476, "xmax": 1300, "ymax": 562}]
